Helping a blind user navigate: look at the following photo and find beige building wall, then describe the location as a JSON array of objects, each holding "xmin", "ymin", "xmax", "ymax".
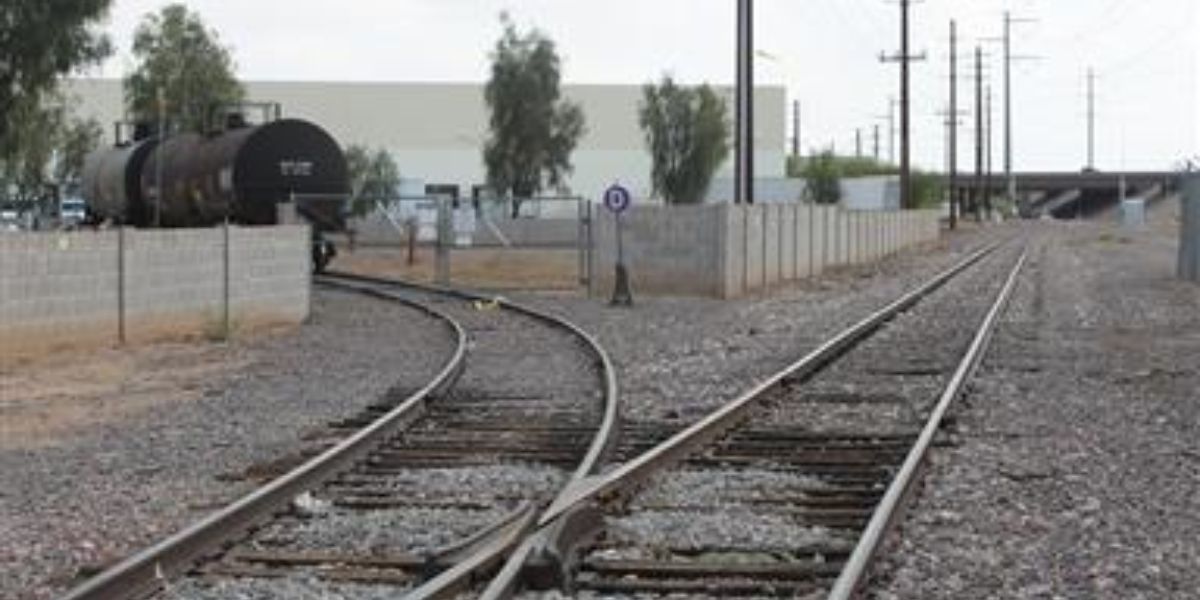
[{"xmin": 64, "ymin": 79, "xmax": 786, "ymax": 203}]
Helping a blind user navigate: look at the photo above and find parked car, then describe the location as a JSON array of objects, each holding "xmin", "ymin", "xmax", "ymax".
[{"xmin": 60, "ymin": 198, "xmax": 87, "ymax": 227}]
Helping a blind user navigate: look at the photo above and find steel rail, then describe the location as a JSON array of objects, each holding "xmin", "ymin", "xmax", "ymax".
[
  {"xmin": 320, "ymin": 271, "xmax": 621, "ymax": 482},
  {"xmin": 318, "ymin": 271, "xmax": 622, "ymax": 599},
  {"xmin": 828, "ymin": 246, "xmax": 1028, "ymax": 600},
  {"xmin": 473, "ymin": 241, "xmax": 1005, "ymax": 599},
  {"xmin": 58, "ymin": 280, "xmax": 469, "ymax": 600},
  {"xmin": 535, "ymin": 242, "xmax": 998, "ymax": 528}
]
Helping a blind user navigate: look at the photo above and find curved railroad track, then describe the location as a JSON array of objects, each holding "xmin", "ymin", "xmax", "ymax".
[
  {"xmin": 477, "ymin": 240, "xmax": 1027, "ymax": 599},
  {"xmin": 58, "ymin": 272, "xmax": 619, "ymax": 600}
]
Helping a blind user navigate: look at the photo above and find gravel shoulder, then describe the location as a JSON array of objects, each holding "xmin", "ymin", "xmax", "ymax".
[
  {"xmin": 870, "ymin": 208, "xmax": 1200, "ymax": 598},
  {"xmin": 1, "ymin": 289, "xmax": 453, "ymax": 600}
]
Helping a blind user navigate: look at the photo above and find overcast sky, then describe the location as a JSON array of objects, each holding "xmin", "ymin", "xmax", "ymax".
[{"xmin": 90, "ymin": 0, "xmax": 1197, "ymax": 171}]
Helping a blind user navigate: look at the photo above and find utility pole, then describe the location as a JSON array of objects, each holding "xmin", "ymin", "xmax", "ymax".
[
  {"xmin": 948, "ymin": 20, "xmax": 959, "ymax": 228},
  {"xmin": 792, "ymin": 99, "xmax": 801, "ymax": 159},
  {"xmin": 1087, "ymin": 68, "xmax": 1096, "ymax": 170},
  {"xmin": 886, "ymin": 98, "xmax": 898, "ymax": 164},
  {"xmin": 986, "ymin": 83, "xmax": 994, "ymax": 219},
  {"xmin": 1002, "ymin": 11, "xmax": 1037, "ymax": 211},
  {"xmin": 881, "ymin": 0, "xmax": 925, "ymax": 208},
  {"xmin": 855, "ymin": 128, "xmax": 863, "ymax": 158},
  {"xmin": 735, "ymin": 0, "xmax": 754, "ymax": 205},
  {"xmin": 873, "ymin": 123, "xmax": 881, "ymax": 161},
  {"xmin": 974, "ymin": 45, "xmax": 984, "ymax": 222}
]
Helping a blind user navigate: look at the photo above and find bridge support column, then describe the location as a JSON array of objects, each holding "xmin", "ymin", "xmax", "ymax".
[{"xmin": 1181, "ymin": 174, "xmax": 1200, "ymax": 283}]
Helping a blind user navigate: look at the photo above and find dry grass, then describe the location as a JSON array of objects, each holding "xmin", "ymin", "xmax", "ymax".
[
  {"xmin": 0, "ymin": 316, "xmax": 298, "ymax": 450},
  {"xmin": 0, "ymin": 341, "xmax": 253, "ymax": 450},
  {"xmin": 336, "ymin": 246, "xmax": 584, "ymax": 290}
]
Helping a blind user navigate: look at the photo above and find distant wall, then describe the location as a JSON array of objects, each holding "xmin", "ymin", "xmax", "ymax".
[
  {"xmin": 589, "ymin": 204, "xmax": 941, "ymax": 298},
  {"xmin": 351, "ymin": 213, "xmax": 581, "ymax": 247},
  {"xmin": 1, "ymin": 226, "xmax": 310, "ymax": 358}
]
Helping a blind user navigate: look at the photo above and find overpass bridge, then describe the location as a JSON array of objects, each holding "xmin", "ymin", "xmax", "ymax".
[{"xmin": 948, "ymin": 171, "xmax": 1178, "ymax": 219}]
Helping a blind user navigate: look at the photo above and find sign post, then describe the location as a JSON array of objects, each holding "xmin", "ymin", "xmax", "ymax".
[{"xmin": 604, "ymin": 184, "xmax": 634, "ymax": 306}]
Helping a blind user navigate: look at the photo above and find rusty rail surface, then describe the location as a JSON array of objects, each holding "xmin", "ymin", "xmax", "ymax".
[{"xmin": 59, "ymin": 279, "xmax": 468, "ymax": 600}]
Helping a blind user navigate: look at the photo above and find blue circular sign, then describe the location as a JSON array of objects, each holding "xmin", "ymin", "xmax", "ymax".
[{"xmin": 604, "ymin": 184, "xmax": 632, "ymax": 214}]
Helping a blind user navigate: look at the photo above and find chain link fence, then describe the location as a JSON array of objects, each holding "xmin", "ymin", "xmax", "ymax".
[{"xmin": 340, "ymin": 195, "xmax": 593, "ymax": 290}]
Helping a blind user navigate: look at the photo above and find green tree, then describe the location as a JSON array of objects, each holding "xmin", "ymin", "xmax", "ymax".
[
  {"xmin": 345, "ymin": 145, "xmax": 401, "ymax": 217},
  {"xmin": 791, "ymin": 153, "xmax": 943, "ymax": 209},
  {"xmin": 0, "ymin": 0, "xmax": 112, "ymax": 144},
  {"xmin": 803, "ymin": 149, "xmax": 842, "ymax": 205},
  {"xmin": 0, "ymin": 93, "xmax": 101, "ymax": 211},
  {"xmin": 55, "ymin": 117, "xmax": 105, "ymax": 185},
  {"xmin": 483, "ymin": 14, "xmax": 585, "ymax": 217},
  {"xmin": 124, "ymin": 4, "xmax": 244, "ymax": 134},
  {"xmin": 639, "ymin": 76, "xmax": 730, "ymax": 204}
]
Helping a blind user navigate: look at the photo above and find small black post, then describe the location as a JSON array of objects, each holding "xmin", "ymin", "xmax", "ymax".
[{"xmin": 610, "ymin": 211, "xmax": 633, "ymax": 306}]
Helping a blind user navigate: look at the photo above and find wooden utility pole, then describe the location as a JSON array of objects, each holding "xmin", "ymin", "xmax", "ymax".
[
  {"xmin": 986, "ymin": 83, "xmax": 994, "ymax": 219},
  {"xmin": 948, "ymin": 20, "xmax": 959, "ymax": 229},
  {"xmin": 974, "ymin": 46, "xmax": 984, "ymax": 222},
  {"xmin": 735, "ymin": 0, "xmax": 754, "ymax": 204},
  {"xmin": 881, "ymin": 0, "xmax": 925, "ymax": 208}
]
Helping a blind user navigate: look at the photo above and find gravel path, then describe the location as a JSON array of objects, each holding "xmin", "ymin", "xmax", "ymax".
[
  {"xmin": 870, "ymin": 213, "xmax": 1200, "ymax": 598},
  {"xmin": 1, "ymin": 288, "xmax": 454, "ymax": 600}
]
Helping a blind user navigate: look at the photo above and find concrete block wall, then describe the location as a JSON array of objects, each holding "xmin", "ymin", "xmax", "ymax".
[
  {"xmin": 1, "ymin": 225, "xmax": 310, "ymax": 357},
  {"xmin": 590, "ymin": 205, "xmax": 724, "ymax": 297},
  {"xmin": 588, "ymin": 203, "xmax": 942, "ymax": 298}
]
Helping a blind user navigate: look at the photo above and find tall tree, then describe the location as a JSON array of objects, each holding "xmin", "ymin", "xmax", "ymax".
[
  {"xmin": 483, "ymin": 14, "xmax": 585, "ymax": 217},
  {"xmin": 0, "ymin": 93, "xmax": 102, "ymax": 211},
  {"xmin": 56, "ymin": 117, "xmax": 105, "ymax": 185},
  {"xmin": 124, "ymin": 4, "xmax": 244, "ymax": 134},
  {"xmin": 639, "ymin": 76, "xmax": 730, "ymax": 204},
  {"xmin": 345, "ymin": 145, "xmax": 401, "ymax": 217},
  {"xmin": 0, "ymin": 0, "xmax": 112, "ymax": 144}
]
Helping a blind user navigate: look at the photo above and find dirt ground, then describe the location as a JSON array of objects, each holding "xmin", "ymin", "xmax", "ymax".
[
  {"xmin": 0, "ymin": 341, "xmax": 256, "ymax": 451},
  {"xmin": 334, "ymin": 245, "xmax": 582, "ymax": 290}
]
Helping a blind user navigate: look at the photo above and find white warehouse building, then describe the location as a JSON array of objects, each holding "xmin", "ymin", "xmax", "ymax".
[{"xmin": 64, "ymin": 79, "xmax": 787, "ymax": 204}]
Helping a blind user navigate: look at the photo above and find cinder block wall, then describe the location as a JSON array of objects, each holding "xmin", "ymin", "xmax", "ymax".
[
  {"xmin": 589, "ymin": 204, "xmax": 941, "ymax": 298},
  {"xmin": 1, "ymin": 225, "xmax": 310, "ymax": 357}
]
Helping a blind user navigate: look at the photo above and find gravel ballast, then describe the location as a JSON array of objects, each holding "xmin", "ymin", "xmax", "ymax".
[
  {"xmin": 517, "ymin": 227, "xmax": 1011, "ymax": 426},
  {"xmin": 1, "ymin": 289, "xmax": 455, "ymax": 600},
  {"xmin": 6, "ymin": 224, "xmax": 1022, "ymax": 599},
  {"xmin": 870, "ymin": 214, "xmax": 1200, "ymax": 598}
]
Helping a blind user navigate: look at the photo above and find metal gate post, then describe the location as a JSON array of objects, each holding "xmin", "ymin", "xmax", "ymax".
[{"xmin": 435, "ymin": 197, "xmax": 451, "ymax": 285}]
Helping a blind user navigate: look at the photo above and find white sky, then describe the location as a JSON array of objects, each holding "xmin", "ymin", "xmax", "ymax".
[{"xmin": 90, "ymin": 0, "xmax": 1198, "ymax": 171}]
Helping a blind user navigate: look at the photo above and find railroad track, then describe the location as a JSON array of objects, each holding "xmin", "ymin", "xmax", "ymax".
[
  {"xmin": 58, "ymin": 273, "xmax": 618, "ymax": 600},
  {"xmin": 477, "ymin": 241, "xmax": 1027, "ymax": 599}
]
